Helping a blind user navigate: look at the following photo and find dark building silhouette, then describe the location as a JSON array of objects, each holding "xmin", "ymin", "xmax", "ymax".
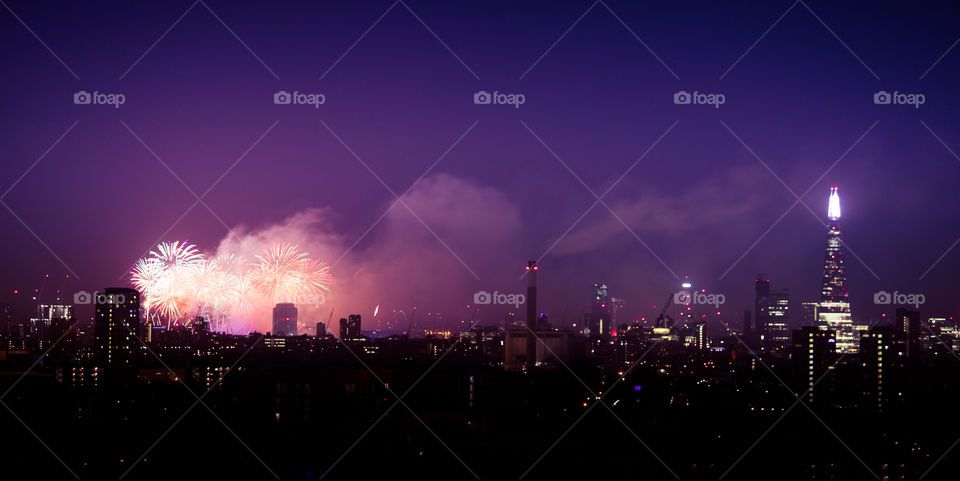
[
  {"xmin": 792, "ymin": 326, "xmax": 835, "ymax": 404},
  {"xmin": 272, "ymin": 303, "xmax": 298, "ymax": 337},
  {"xmin": 860, "ymin": 325, "xmax": 906, "ymax": 412},
  {"xmin": 316, "ymin": 321, "xmax": 326, "ymax": 338},
  {"xmin": 193, "ymin": 316, "xmax": 209, "ymax": 336},
  {"xmin": 93, "ymin": 287, "xmax": 140, "ymax": 370},
  {"xmin": 340, "ymin": 315, "xmax": 361, "ymax": 340},
  {"xmin": 895, "ymin": 307, "xmax": 921, "ymax": 358},
  {"xmin": 526, "ymin": 261, "xmax": 538, "ymax": 365}
]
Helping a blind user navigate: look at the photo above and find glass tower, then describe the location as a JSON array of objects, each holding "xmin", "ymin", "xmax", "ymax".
[{"xmin": 817, "ymin": 187, "xmax": 856, "ymax": 353}]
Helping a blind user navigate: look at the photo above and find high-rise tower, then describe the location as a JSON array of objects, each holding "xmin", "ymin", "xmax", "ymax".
[
  {"xmin": 821, "ymin": 187, "xmax": 847, "ymax": 302},
  {"xmin": 94, "ymin": 287, "xmax": 140, "ymax": 370},
  {"xmin": 526, "ymin": 261, "xmax": 538, "ymax": 368},
  {"xmin": 272, "ymin": 303, "xmax": 298, "ymax": 337},
  {"xmin": 817, "ymin": 187, "xmax": 856, "ymax": 353},
  {"xmin": 589, "ymin": 283, "xmax": 611, "ymax": 336},
  {"xmin": 755, "ymin": 276, "xmax": 790, "ymax": 351}
]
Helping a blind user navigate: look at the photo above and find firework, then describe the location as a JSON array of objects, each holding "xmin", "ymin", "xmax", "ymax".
[
  {"xmin": 130, "ymin": 240, "xmax": 330, "ymax": 331},
  {"xmin": 248, "ymin": 243, "xmax": 331, "ymax": 305}
]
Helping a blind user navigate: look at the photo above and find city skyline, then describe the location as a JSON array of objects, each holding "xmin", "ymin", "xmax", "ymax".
[
  {"xmin": 1, "ymin": 186, "xmax": 948, "ymax": 338},
  {"xmin": 0, "ymin": 2, "xmax": 958, "ymax": 330},
  {"xmin": 2, "ymin": 2, "xmax": 960, "ymax": 480}
]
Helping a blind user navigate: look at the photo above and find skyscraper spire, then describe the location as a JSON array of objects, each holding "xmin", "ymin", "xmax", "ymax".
[
  {"xmin": 817, "ymin": 186, "xmax": 856, "ymax": 353},
  {"xmin": 821, "ymin": 187, "xmax": 847, "ymax": 302},
  {"xmin": 828, "ymin": 186, "xmax": 841, "ymax": 220}
]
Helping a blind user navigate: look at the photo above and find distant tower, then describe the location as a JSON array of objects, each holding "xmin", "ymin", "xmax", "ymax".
[
  {"xmin": 817, "ymin": 187, "xmax": 856, "ymax": 353},
  {"xmin": 526, "ymin": 261, "xmax": 538, "ymax": 368},
  {"xmin": 340, "ymin": 315, "xmax": 362, "ymax": 340},
  {"xmin": 272, "ymin": 303, "xmax": 298, "ymax": 337},
  {"xmin": 755, "ymin": 276, "xmax": 789, "ymax": 351},
  {"xmin": 589, "ymin": 283, "xmax": 611, "ymax": 336},
  {"xmin": 801, "ymin": 302, "xmax": 820, "ymax": 326},
  {"xmin": 695, "ymin": 322, "xmax": 711, "ymax": 350},
  {"xmin": 895, "ymin": 307, "xmax": 921, "ymax": 358},
  {"xmin": 316, "ymin": 321, "xmax": 326, "ymax": 338}
]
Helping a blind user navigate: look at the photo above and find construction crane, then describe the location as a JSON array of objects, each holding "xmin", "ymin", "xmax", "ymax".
[
  {"xmin": 655, "ymin": 293, "xmax": 675, "ymax": 329},
  {"xmin": 405, "ymin": 306, "xmax": 418, "ymax": 336},
  {"xmin": 325, "ymin": 308, "xmax": 334, "ymax": 336}
]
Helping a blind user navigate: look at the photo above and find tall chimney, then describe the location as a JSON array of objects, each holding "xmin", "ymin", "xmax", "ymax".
[{"xmin": 526, "ymin": 260, "xmax": 538, "ymax": 369}]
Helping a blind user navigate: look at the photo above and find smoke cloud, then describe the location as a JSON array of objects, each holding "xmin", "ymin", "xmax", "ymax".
[{"xmin": 216, "ymin": 174, "xmax": 524, "ymax": 333}]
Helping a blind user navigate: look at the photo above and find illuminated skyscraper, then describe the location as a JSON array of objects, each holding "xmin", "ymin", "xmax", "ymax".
[
  {"xmin": 817, "ymin": 187, "xmax": 856, "ymax": 353},
  {"xmin": 695, "ymin": 322, "xmax": 710, "ymax": 350},
  {"xmin": 272, "ymin": 303, "xmax": 298, "ymax": 337},
  {"xmin": 589, "ymin": 282, "xmax": 611, "ymax": 337}
]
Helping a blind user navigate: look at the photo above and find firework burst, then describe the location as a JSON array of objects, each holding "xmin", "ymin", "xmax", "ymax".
[
  {"xmin": 249, "ymin": 243, "xmax": 331, "ymax": 305},
  {"xmin": 130, "ymin": 241, "xmax": 330, "ymax": 331}
]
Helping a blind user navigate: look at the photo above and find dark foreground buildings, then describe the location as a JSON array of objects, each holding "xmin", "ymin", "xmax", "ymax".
[{"xmin": 1, "ymin": 282, "xmax": 959, "ymax": 480}]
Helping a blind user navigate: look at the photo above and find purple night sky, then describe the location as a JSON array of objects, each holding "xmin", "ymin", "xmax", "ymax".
[{"xmin": 1, "ymin": 0, "xmax": 958, "ymax": 332}]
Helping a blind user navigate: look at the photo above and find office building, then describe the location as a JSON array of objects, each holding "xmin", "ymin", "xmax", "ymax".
[
  {"xmin": 272, "ymin": 303, "xmax": 298, "ymax": 337},
  {"xmin": 756, "ymin": 276, "xmax": 790, "ymax": 350},
  {"xmin": 340, "ymin": 315, "xmax": 362, "ymax": 340}
]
